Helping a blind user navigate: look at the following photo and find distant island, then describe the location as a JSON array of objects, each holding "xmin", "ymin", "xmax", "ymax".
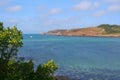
[{"xmin": 44, "ymin": 24, "xmax": 120, "ymax": 37}]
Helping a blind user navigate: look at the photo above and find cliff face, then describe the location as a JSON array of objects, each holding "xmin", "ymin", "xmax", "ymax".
[{"xmin": 44, "ymin": 24, "xmax": 120, "ymax": 37}]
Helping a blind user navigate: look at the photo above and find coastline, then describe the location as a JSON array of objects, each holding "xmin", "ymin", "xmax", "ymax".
[
  {"xmin": 42, "ymin": 34, "xmax": 120, "ymax": 38},
  {"xmin": 43, "ymin": 24, "xmax": 120, "ymax": 38}
]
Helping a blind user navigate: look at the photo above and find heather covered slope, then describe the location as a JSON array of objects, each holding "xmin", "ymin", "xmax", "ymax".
[{"xmin": 44, "ymin": 24, "xmax": 120, "ymax": 37}]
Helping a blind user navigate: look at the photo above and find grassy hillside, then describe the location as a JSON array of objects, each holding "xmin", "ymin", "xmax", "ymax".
[
  {"xmin": 98, "ymin": 24, "xmax": 120, "ymax": 34},
  {"xmin": 45, "ymin": 24, "xmax": 120, "ymax": 37}
]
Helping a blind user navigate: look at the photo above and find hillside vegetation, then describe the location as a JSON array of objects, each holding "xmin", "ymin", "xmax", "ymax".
[
  {"xmin": 45, "ymin": 24, "xmax": 120, "ymax": 37},
  {"xmin": 98, "ymin": 24, "xmax": 120, "ymax": 34}
]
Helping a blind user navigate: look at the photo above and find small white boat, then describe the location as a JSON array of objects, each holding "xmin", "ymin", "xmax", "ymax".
[{"xmin": 30, "ymin": 36, "xmax": 32, "ymax": 38}]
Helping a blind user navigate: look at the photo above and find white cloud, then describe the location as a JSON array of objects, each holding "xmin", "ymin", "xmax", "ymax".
[
  {"xmin": 50, "ymin": 8, "xmax": 62, "ymax": 14},
  {"xmin": 45, "ymin": 20, "xmax": 54, "ymax": 26},
  {"xmin": 0, "ymin": 0, "xmax": 10, "ymax": 6},
  {"xmin": 38, "ymin": 4, "xmax": 46, "ymax": 10},
  {"xmin": 93, "ymin": 4, "xmax": 120, "ymax": 17},
  {"xmin": 6, "ymin": 5, "xmax": 22, "ymax": 12},
  {"xmin": 73, "ymin": 1, "xmax": 92, "ymax": 11},
  {"xmin": 44, "ymin": 16, "xmax": 81, "ymax": 26},
  {"xmin": 93, "ymin": 10, "xmax": 106, "ymax": 17},
  {"xmin": 58, "ymin": 16, "xmax": 81, "ymax": 24},
  {"xmin": 108, "ymin": 4, "xmax": 120, "ymax": 12},
  {"xmin": 24, "ymin": 18, "xmax": 33, "ymax": 22},
  {"xmin": 8, "ymin": 19, "xmax": 18, "ymax": 23},
  {"xmin": 73, "ymin": 1, "xmax": 100, "ymax": 11},
  {"xmin": 105, "ymin": 0, "xmax": 120, "ymax": 3},
  {"xmin": 94, "ymin": 2, "xmax": 100, "ymax": 8}
]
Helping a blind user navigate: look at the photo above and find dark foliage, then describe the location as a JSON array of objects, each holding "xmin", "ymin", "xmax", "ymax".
[
  {"xmin": 98, "ymin": 24, "xmax": 120, "ymax": 34},
  {"xmin": 0, "ymin": 22, "xmax": 58, "ymax": 80}
]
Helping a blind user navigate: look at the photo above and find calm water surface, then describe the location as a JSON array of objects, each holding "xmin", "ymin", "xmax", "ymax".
[{"xmin": 19, "ymin": 34, "xmax": 120, "ymax": 80}]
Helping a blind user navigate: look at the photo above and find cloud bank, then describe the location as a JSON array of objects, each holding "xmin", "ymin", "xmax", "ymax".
[
  {"xmin": 6, "ymin": 5, "xmax": 22, "ymax": 12},
  {"xmin": 49, "ymin": 8, "xmax": 62, "ymax": 14},
  {"xmin": 73, "ymin": 1, "xmax": 100, "ymax": 11}
]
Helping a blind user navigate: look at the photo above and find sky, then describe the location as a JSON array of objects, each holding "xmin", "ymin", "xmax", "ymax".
[{"xmin": 0, "ymin": 0, "xmax": 120, "ymax": 33}]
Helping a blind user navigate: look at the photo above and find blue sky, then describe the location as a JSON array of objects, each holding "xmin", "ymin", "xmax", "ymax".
[{"xmin": 0, "ymin": 0, "xmax": 120, "ymax": 33}]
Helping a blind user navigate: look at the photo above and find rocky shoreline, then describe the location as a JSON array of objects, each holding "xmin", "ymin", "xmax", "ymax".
[{"xmin": 43, "ymin": 33, "xmax": 120, "ymax": 38}]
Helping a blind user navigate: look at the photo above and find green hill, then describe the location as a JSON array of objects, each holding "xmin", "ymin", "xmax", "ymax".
[
  {"xmin": 45, "ymin": 24, "xmax": 120, "ymax": 37},
  {"xmin": 98, "ymin": 24, "xmax": 120, "ymax": 34}
]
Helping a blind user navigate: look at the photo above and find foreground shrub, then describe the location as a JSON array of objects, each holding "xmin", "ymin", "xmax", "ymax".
[{"xmin": 0, "ymin": 22, "xmax": 58, "ymax": 80}]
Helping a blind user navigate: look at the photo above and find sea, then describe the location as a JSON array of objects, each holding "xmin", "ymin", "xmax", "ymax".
[{"xmin": 19, "ymin": 34, "xmax": 120, "ymax": 80}]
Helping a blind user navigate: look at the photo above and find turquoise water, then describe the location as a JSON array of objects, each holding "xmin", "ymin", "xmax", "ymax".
[{"xmin": 19, "ymin": 34, "xmax": 120, "ymax": 80}]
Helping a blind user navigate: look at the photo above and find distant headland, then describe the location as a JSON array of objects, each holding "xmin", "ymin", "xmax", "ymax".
[{"xmin": 43, "ymin": 24, "xmax": 120, "ymax": 37}]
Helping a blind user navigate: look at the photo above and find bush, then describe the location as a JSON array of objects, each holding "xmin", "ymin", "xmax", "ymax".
[
  {"xmin": 0, "ymin": 22, "xmax": 58, "ymax": 80},
  {"xmin": 98, "ymin": 24, "xmax": 120, "ymax": 34}
]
